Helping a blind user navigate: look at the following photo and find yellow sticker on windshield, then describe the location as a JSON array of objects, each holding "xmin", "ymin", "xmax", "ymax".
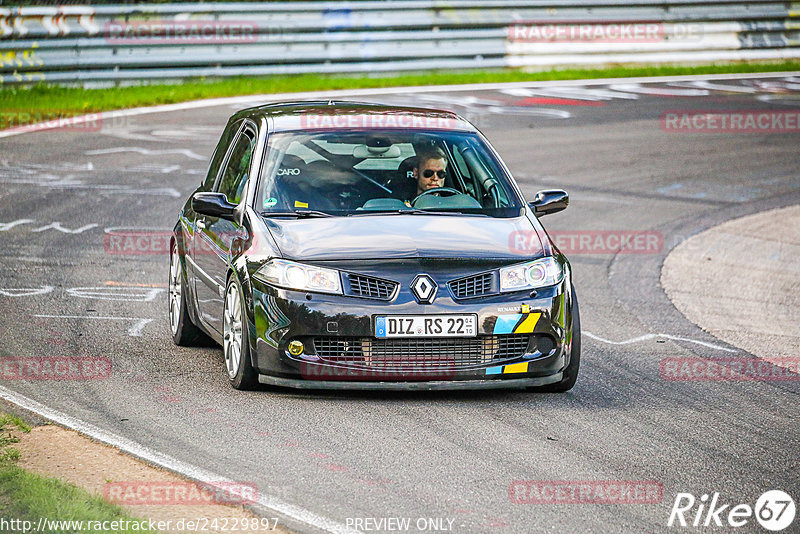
[{"xmin": 294, "ymin": 201, "xmax": 309, "ymax": 208}]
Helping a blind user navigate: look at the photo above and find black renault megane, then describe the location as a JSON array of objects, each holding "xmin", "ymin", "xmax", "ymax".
[{"xmin": 169, "ymin": 101, "xmax": 580, "ymax": 391}]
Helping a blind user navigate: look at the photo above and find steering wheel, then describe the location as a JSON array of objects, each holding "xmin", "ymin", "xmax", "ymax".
[{"xmin": 411, "ymin": 187, "xmax": 463, "ymax": 206}]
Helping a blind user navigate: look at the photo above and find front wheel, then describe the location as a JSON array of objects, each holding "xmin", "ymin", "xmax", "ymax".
[
  {"xmin": 537, "ymin": 286, "xmax": 581, "ymax": 393},
  {"xmin": 223, "ymin": 276, "xmax": 258, "ymax": 390}
]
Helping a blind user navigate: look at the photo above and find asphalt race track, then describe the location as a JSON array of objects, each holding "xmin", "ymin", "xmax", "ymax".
[{"xmin": 1, "ymin": 73, "xmax": 798, "ymax": 533}]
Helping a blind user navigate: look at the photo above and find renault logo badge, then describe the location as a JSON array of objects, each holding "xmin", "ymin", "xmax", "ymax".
[{"xmin": 411, "ymin": 274, "xmax": 437, "ymax": 304}]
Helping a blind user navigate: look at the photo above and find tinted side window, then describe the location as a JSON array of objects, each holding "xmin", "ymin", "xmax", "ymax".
[
  {"xmin": 202, "ymin": 120, "xmax": 242, "ymax": 190},
  {"xmin": 216, "ymin": 129, "xmax": 256, "ymax": 205}
]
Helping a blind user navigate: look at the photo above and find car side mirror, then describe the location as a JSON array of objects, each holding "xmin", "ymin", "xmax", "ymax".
[
  {"xmin": 529, "ymin": 189, "xmax": 569, "ymax": 217},
  {"xmin": 192, "ymin": 192, "xmax": 237, "ymax": 220}
]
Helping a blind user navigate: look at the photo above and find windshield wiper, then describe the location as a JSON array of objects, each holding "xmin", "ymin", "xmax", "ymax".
[
  {"xmin": 348, "ymin": 208, "xmax": 430, "ymax": 217},
  {"xmin": 261, "ymin": 210, "xmax": 334, "ymax": 218},
  {"xmin": 348, "ymin": 209, "xmax": 487, "ymax": 217}
]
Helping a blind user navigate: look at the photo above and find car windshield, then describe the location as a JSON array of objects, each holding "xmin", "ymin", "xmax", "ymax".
[{"xmin": 256, "ymin": 130, "xmax": 524, "ymax": 217}]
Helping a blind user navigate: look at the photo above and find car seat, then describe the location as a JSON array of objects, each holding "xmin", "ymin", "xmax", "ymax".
[
  {"xmin": 271, "ymin": 155, "xmax": 310, "ymax": 209},
  {"xmin": 387, "ymin": 156, "xmax": 419, "ymax": 201},
  {"xmin": 301, "ymin": 160, "xmax": 356, "ymax": 211}
]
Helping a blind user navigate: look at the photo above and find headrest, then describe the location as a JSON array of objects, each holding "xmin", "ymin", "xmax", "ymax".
[
  {"xmin": 305, "ymin": 160, "xmax": 359, "ymax": 185},
  {"xmin": 397, "ymin": 156, "xmax": 417, "ymax": 181},
  {"xmin": 275, "ymin": 154, "xmax": 306, "ymax": 179}
]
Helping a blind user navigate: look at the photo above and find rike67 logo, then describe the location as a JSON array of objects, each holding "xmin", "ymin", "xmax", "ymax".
[{"xmin": 668, "ymin": 490, "xmax": 795, "ymax": 531}]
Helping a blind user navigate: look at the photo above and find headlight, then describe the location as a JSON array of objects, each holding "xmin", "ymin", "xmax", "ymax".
[
  {"xmin": 254, "ymin": 259, "xmax": 342, "ymax": 294},
  {"xmin": 499, "ymin": 257, "xmax": 563, "ymax": 292}
]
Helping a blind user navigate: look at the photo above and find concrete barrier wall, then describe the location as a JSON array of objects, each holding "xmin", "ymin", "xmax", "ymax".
[{"xmin": 1, "ymin": 1, "xmax": 799, "ymax": 85}]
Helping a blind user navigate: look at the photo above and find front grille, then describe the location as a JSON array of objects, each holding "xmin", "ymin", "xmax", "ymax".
[
  {"xmin": 312, "ymin": 335, "xmax": 530, "ymax": 371},
  {"xmin": 345, "ymin": 273, "xmax": 397, "ymax": 300},
  {"xmin": 449, "ymin": 272, "xmax": 495, "ymax": 299}
]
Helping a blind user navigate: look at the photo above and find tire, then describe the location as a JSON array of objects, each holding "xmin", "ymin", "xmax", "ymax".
[
  {"xmin": 223, "ymin": 275, "xmax": 258, "ymax": 390},
  {"xmin": 169, "ymin": 241, "xmax": 206, "ymax": 346},
  {"xmin": 537, "ymin": 286, "xmax": 581, "ymax": 393}
]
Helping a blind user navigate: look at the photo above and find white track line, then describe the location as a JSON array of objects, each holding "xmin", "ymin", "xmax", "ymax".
[
  {"xmin": 0, "ymin": 286, "xmax": 54, "ymax": 297},
  {"xmin": 84, "ymin": 147, "xmax": 206, "ymax": 161},
  {"xmin": 33, "ymin": 314, "xmax": 153, "ymax": 337},
  {"xmin": 1, "ymin": 71, "xmax": 797, "ymax": 139},
  {"xmin": 0, "ymin": 385, "xmax": 360, "ymax": 534},
  {"xmin": 584, "ymin": 331, "xmax": 737, "ymax": 352}
]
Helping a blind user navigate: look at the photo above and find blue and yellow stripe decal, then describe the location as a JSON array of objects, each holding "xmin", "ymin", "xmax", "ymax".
[
  {"xmin": 486, "ymin": 312, "xmax": 542, "ymax": 375},
  {"xmin": 486, "ymin": 362, "xmax": 530, "ymax": 375},
  {"xmin": 492, "ymin": 312, "xmax": 541, "ymax": 334}
]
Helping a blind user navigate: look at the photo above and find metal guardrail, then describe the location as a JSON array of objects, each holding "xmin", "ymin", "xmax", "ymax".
[{"xmin": 1, "ymin": 1, "xmax": 799, "ymax": 85}]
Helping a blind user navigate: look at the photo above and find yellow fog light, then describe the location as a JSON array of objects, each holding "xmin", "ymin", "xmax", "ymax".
[{"xmin": 287, "ymin": 340, "xmax": 304, "ymax": 356}]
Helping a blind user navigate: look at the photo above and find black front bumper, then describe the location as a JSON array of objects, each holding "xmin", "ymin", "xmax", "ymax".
[
  {"xmin": 257, "ymin": 374, "xmax": 563, "ymax": 391},
  {"xmin": 248, "ymin": 274, "xmax": 575, "ymax": 390}
]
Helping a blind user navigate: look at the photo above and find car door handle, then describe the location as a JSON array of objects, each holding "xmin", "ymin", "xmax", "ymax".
[{"xmin": 196, "ymin": 220, "xmax": 206, "ymax": 229}]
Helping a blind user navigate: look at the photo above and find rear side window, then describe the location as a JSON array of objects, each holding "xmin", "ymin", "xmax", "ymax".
[{"xmin": 216, "ymin": 129, "xmax": 256, "ymax": 205}]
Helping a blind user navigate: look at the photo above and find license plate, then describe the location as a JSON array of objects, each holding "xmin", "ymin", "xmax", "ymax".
[{"xmin": 374, "ymin": 314, "xmax": 477, "ymax": 338}]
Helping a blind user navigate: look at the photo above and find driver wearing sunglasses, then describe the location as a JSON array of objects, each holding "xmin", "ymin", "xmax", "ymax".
[{"xmin": 413, "ymin": 148, "xmax": 449, "ymax": 196}]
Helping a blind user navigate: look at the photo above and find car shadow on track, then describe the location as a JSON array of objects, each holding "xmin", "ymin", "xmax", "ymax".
[{"xmin": 262, "ymin": 386, "xmax": 580, "ymax": 404}]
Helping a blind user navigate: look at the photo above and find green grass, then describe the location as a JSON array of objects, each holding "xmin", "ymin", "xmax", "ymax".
[
  {"xmin": 0, "ymin": 413, "xmax": 156, "ymax": 533},
  {"xmin": 1, "ymin": 61, "xmax": 799, "ymax": 130},
  {"xmin": 0, "ymin": 413, "xmax": 29, "ymax": 464}
]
